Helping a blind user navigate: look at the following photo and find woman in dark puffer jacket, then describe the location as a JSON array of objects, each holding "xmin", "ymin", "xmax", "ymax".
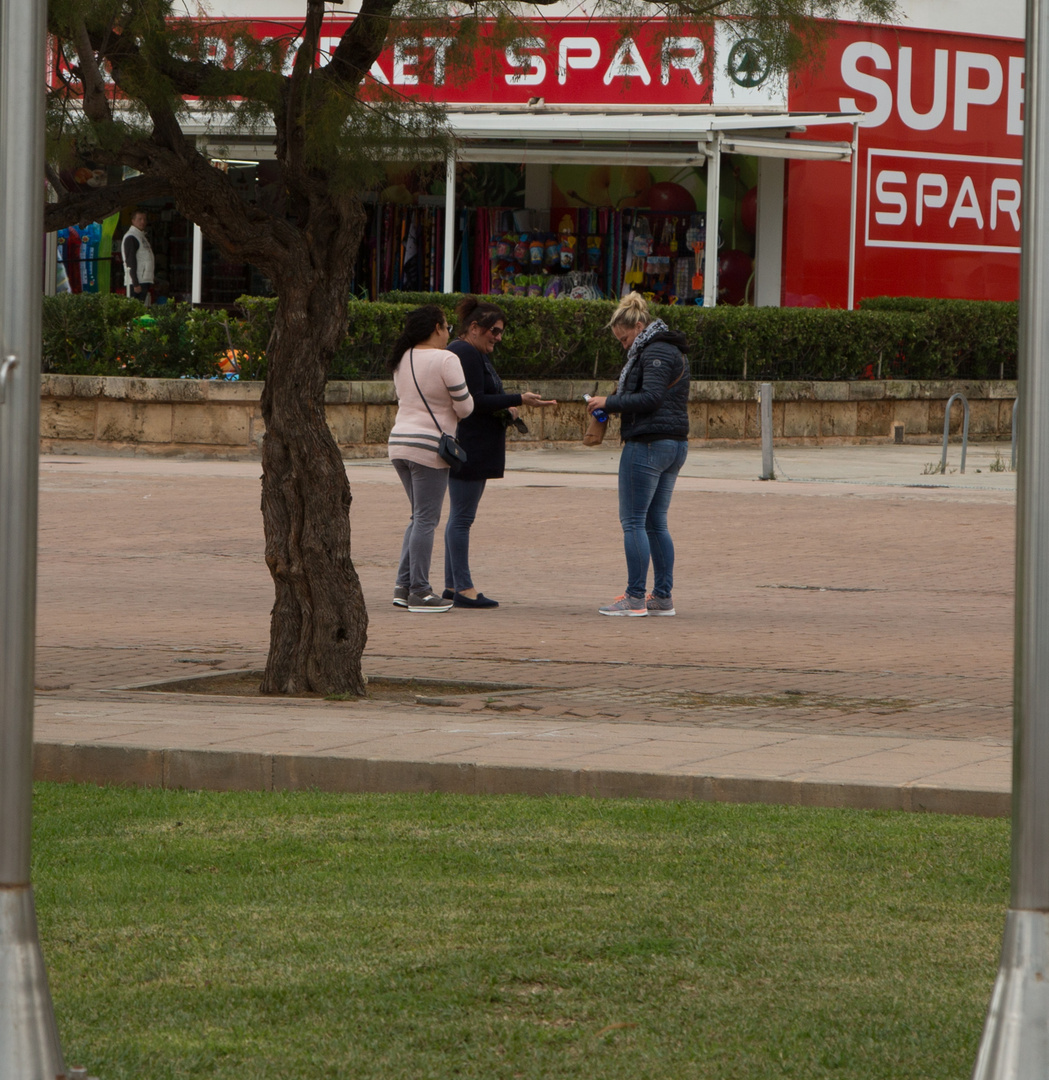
[{"xmin": 586, "ymin": 291, "xmax": 690, "ymax": 617}]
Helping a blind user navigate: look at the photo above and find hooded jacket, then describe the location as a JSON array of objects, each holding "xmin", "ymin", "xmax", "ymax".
[{"xmin": 604, "ymin": 328, "xmax": 690, "ymax": 441}]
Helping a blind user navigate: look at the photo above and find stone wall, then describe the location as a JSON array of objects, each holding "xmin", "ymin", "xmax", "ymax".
[{"xmin": 39, "ymin": 374, "xmax": 1018, "ymax": 458}]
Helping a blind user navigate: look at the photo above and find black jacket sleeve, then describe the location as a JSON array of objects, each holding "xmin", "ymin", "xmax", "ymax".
[{"xmin": 452, "ymin": 342, "xmax": 521, "ymax": 415}]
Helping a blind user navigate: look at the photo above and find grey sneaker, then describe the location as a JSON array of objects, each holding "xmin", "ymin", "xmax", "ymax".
[
  {"xmin": 646, "ymin": 593, "xmax": 676, "ymax": 616},
  {"xmin": 599, "ymin": 594, "xmax": 648, "ymax": 617},
  {"xmin": 408, "ymin": 591, "xmax": 453, "ymax": 613},
  {"xmin": 393, "ymin": 586, "xmax": 410, "ymax": 608}
]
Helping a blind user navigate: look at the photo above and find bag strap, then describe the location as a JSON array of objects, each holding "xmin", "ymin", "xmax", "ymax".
[{"xmin": 408, "ymin": 348, "xmax": 444, "ymax": 435}]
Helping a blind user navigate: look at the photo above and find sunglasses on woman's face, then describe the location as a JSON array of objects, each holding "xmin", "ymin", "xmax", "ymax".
[{"xmin": 488, "ymin": 326, "xmax": 505, "ymax": 338}]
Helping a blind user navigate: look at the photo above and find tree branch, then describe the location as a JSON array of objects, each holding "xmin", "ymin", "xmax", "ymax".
[
  {"xmin": 72, "ymin": 17, "xmax": 113, "ymax": 123},
  {"xmin": 44, "ymin": 174, "xmax": 174, "ymax": 233},
  {"xmin": 325, "ymin": 0, "xmax": 398, "ymax": 89},
  {"xmin": 285, "ymin": 0, "xmax": 326, "ymax": 180}
]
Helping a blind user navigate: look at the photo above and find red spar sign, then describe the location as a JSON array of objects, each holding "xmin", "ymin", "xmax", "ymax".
[{"xmin": 865, "ymin": 148, "xmax": 1022, "ymax": 253}]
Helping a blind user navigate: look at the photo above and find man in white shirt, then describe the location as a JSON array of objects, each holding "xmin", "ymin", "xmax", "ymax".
[{"xmin": 122, "ymin": 210, "xmax": 154, "ymax": 303}]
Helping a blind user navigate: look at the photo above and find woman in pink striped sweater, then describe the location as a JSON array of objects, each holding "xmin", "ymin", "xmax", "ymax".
[{"xmin": 387, "ymin": 305, "xmax": 474, "ymax": 612}]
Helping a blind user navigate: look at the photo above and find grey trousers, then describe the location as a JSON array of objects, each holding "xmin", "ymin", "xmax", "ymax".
[{"xmin": 392, "ymin": 458, "xmax": 449, "ymax": 596}]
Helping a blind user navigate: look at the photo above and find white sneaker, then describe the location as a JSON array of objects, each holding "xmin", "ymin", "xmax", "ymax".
[
  {"xmin": 408, "ymin": 592, "xmax": 453, "ymax": 613},
  {"xmin": 599, "ymin": 594, "xmax": 648, "ymax": 616},
  {"xmin": 646, "ymin": 593, "xmax": 676, "ymax": 616}
]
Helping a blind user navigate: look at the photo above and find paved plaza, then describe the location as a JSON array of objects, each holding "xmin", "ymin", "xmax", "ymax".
[{"xmin": 33, "ymin": 440, "xmax": 1017, "ymax": 815}]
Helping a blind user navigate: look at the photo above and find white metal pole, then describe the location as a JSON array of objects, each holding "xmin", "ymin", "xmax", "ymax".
[
  {"xmin": 191, "ymin": 223, "xmax": 203, "ymax": 304},
  {"xmin": 759, "ymin": 383, "xmax": 774, "ymax": 480},
  {"xmin": 0, "ymin": 0, "xmax": 67, "ymax": 1072},
  {"xmin": 43, "ymin": 234, "xmax": 57, "ymax": 297},
  {"xmin": 847, "ymin": 122, "xmax": 859, "ymax": 311},
  {"xmin": 703, "ymin": 134, "xmax": 721, "ymax": 308},
  {"xmin": 443, "ymin": 153, "xmax": 456, "ymax": 294},
  {"xmin": 972, "ymin": 0, "xmax": 1049, "ymax": 1071}
]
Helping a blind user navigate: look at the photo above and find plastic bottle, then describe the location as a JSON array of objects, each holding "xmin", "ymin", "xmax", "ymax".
[{"xmin": 583, "ymin": 394, "xmax": 608, "ymax": 422}]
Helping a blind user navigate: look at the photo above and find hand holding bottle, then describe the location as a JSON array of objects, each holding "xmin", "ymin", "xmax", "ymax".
[{"xmin": 584, "ymin": 394, "xmax": 608, "ymax": 422}]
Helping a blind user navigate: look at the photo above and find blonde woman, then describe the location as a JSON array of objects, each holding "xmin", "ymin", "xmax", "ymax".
[{"xmin": 586, "ymin": 292, "xmax": 690, "ymax": 616}]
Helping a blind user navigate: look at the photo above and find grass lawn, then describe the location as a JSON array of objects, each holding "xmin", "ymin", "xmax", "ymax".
[{"xmin": 31, "ymin": 784, "xmax": 1008, "ymax": 1079}]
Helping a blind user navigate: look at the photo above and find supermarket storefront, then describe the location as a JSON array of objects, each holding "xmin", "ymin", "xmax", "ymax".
[{"xmin": 56, "ymin": 9, "xmax": 1024, "ymax": 309}]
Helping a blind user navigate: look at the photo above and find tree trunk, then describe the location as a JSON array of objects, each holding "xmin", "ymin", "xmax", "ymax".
[{"xmin": 258, "ymin": 211, "xmax": 369, "ymax": 696}]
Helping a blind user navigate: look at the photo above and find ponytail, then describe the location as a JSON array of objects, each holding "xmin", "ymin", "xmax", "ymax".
[{"xmin": 455, "ymin": 295, "xmax": 507, "ymax": 336}]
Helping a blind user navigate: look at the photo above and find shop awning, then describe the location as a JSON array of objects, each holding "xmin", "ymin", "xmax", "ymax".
[
  {"xmin": 436, "ymin": 106, "xmax": 863, "ymax": 307},
  {"xmin": 444, "ymin": 106, "xmax": 859, "ymax": 151},
  {"xmin": 192, "ymin": 105, "xmax": 863, "ymax": 307}
]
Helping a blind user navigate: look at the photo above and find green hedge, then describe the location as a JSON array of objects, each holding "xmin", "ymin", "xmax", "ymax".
[
  {"xmin": 42, "ymin": 294, "xmax": 262, "ymax": 380},
  {"xmin": 42, "ymin": 292, "xmax": 1019, "ymax": 382}
]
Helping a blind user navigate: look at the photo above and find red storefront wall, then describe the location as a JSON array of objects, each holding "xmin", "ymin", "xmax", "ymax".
[{"xmin": 785, "ymin": 22, "xmax": 1023, "ymax": 306}]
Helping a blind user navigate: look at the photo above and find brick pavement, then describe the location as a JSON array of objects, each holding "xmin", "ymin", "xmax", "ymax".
[{"xmin": 31, "ymin": 447, "xmax": 1016, "ymax": 814}]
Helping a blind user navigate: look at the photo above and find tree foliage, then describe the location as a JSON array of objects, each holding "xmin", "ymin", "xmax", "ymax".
[{"xmin": 46, "ymin": 0, "xmax": 898, "ymax": 239}]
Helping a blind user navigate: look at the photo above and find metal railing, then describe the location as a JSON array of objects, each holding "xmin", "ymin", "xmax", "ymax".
[{"xmin": 940, "ymin": 392, "xmax": 970, "ymax": 474}]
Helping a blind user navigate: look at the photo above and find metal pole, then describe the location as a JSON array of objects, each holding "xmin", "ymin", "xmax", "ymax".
[
  {"xmin": 442, "ymin": 153, "xmax": 456, "ymax": 294},
  {"xmin": 0, "ymin": 0, "xmax": 66, "ymax": 1075},
  {"xmin": 703, "ymin": 134, "xmax": 721, "ymax": 309},
  {"xmin": 1013, "ymin": 397, "xmax": 1020, "ymax": 472},
  {"xmin": 972, "ymin": 0, "xmax": 1049, "ymax": 1070},
  {"xmin": 759, "ymin": 382, "xmax": 774, "ymax": 480},
  {"xmin": 191, "ymin": 223, "xmax": 203, "ymax": 304},
  {"xmin": 847, "ymin": 121, "xmax": 859, "ymax": 311}
]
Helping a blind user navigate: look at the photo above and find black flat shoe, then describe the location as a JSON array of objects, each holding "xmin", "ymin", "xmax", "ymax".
[
  {"xmin": 453, "ymin": 592, "xmax": 499, "ymax": 609},
  {"xmin": 442, "ymin": 589, "xmax": 454, "ymax": 600}
]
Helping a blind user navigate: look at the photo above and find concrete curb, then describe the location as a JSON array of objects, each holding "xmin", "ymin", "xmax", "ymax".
[{"xmin": 33, "ymin": 741, "xmax": 1011, "ymax": 818}]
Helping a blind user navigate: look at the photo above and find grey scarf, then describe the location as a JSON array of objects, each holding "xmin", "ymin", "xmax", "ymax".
[{"xmin": 616, "ymin": 318, "xmax": 669, "ymax": 396}]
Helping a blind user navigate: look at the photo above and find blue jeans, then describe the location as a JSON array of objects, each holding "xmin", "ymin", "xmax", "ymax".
[
  {"xmin": 617, "ymin": 439, "xmax": 688, "ymax": 599},
  {"xmin": 444, "ymin": 476, "xmax": 487, "ymax": 592}
]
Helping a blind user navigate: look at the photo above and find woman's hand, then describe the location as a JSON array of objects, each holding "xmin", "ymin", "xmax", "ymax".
[
  {"xmin": 521, "ymin": 392, "xmax": 557, "ymax": 407},
  {"xmin": 586, "ymin": 396, "xmax": 608, "ymax": 414}
]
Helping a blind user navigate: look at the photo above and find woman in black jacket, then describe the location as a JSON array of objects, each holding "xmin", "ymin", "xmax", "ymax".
[
  {"xmin": 586, "ymin": 291, "xmax": 690, "ymax": 617},
  {"xmin": 442, "ymin": 296, "xmax": 556, "ymax": 609}
]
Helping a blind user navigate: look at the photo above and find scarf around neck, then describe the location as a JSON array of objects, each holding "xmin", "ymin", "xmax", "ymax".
[{"xmin": 616, "ymin": 318, "xmax": 669, "ymax": 396}]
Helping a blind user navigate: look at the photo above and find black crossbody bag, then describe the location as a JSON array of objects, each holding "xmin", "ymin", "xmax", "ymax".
[{"xmin": 409, "ymin": 349, "xmax": 467, "ymax": 473}]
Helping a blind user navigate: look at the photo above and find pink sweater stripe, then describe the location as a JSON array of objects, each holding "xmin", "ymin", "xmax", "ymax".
[{"xmin": 388, "ymin": 348, "xmax": 474, "ymax": 469}]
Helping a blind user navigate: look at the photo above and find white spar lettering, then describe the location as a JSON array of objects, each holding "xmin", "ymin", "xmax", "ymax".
[
  {"xmin": 558, "ymin": 37, "xmax": 600, "ymax": 84},
  {"xmin": 874, "ymin": 169, "xmax": 1021, "ymax": 231},
  {"xmin": 506, "ymin": 38, "xmax": 546, "ymax": 85},
  {"xmin": 661, "ymin": 38, "xmax": 704, "ymax": 86},
  {"xmin": 603, "ymin": 38, "xmax": 651, "ymax": 85},
  {"xmin": 916, "ymin": 173, "xmax": 947, "ymax": 225},
  {"xmin": 425, "ymin": 38, "xmax": 454, "ymax": 86},
  {"xmin": 897, "ymin": 47, "xmax": 947, "ymax": 131},
  {"xmin": 545, "ymin": 35, "xmax": 703, "ymax": 87},
  {"xmin": 358, "ymin": 32, "xmax": 708, "ymax": 89},
  {"xmin": 954, "ymin": 52, "xmax": 1003, "ymax": 132},
  {"xmin": 991, "ymin": 178, "xmax": 1021, "ymax": 229},
  {"xmin": 369, "ymin": 38, "xmax": 454, "ymax": 85},
  {"xmin": 840, "ymin": 41, "xmax": 1024, "ymax": 134},
  {"xmin": 394, "ymin": 40, "xmax": 418, "ymax": 85}
]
